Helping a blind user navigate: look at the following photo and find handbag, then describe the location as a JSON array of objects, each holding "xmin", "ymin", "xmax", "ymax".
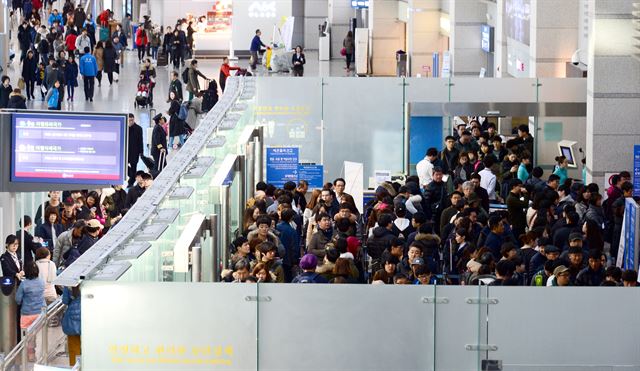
[{"xmin": 340, "ymin": 47, "xmax": 347, "ymax": 56}]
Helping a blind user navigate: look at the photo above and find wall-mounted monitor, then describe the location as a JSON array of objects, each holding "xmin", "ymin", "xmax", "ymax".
[
  {"xmin": 558, "ymin": 140, "xmax": 578, "ymax": 168},
  {"xmin": 351, "ymin": 0, "xmax": 369, "ymax": 9},
  {"xmin": 481, "ymin": 24, "xmax": 494, "ymax": 53},
  {"xmin": 9, "ymin": 112, "xmax": 127, "ymax": 187}
]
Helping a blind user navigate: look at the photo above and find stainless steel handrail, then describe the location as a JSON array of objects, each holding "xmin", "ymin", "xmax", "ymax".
[{"xmin": 53, "ymin": 77, "xmax": 255, "ymax": 287}]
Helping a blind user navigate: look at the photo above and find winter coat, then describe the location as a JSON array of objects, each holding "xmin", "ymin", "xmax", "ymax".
[
  {"xmin": 0, "ymin": 84, "xmax": 12, "ymax": 108},
  {"xmin": 22, "ymin": 55, "xmax": 38, "ymax": 82},
  {"xmin": 93, "ymin": 47, "xmax": 104, "ymax": 70},
  {"xmin": 64, "ymin": 62, "xmax": 79, "ymax": 86},
  {"xmin": 7, "ymin": 92, "xmax": 27, "ymax": 109},
  {"xmin": 102, "ymin": 46, "xmax": 117, "ymax": 73},
  {"xmin": 61, "ymin": 287, "xmax": 81, "ymax": 335}
]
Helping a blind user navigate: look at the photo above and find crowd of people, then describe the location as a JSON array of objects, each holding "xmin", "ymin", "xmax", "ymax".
[{"xmin": 221, "ymin": 119, "xmax": 639, "ymax": 287}]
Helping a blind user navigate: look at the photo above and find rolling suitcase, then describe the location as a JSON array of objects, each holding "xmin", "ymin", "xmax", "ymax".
[
  {"xmin": 99, "ymin": 27, "xmax": 109, "ymax": 42},
  {"xmin": 157, "ymin": 51, "xmax": 168, "ymax": 67}
]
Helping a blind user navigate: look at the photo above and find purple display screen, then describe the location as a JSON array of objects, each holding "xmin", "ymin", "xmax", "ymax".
[{"xmin": 11, "ymin": 113, "xmax": 126, "ymax": 185}]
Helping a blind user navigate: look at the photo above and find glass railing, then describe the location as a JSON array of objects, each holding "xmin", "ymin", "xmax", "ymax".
[{"xmin": 79, "ymin": 281, "xmax": 640, "ymax": 371}]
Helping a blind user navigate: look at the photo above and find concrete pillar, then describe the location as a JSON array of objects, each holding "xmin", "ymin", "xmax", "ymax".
[
  {"xmin": 449, "ymin": 0, "xmax": 488, "ymax": 76},
  {"xmin": 586, "ymin": 0, "xmax": 640, "ymax": 185},
  {"xmin": 530, "ymin": 0, "xmax": 579, "ymax": 77},
  {"xmin": 328, "ymin": 0, "xmax": 354, "ymax": 58},
  {"xmin": 369, "ymin": 0, "xmax": 405, "ymax": 76},
  {"xmin": 407, "ymin": 0, "xmax": 446, "ymax": 77},
  {"xmin": 303, "ymin": 0, "xmax": 328, "ymax": 50},
  {"xmin": 0, "ymin": 192, "xmax": 17, "ymax": 249}
]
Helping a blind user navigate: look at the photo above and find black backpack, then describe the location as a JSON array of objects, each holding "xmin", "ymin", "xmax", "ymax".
[{"xmin": 181, "ymin": 68, "xmax": 189, "ymax": 83}]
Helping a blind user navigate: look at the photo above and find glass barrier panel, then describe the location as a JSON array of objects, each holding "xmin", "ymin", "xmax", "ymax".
[
  {"xmin": 405, "ymin": 78, "xmax": 452, "ymax": 103},
  {"xmin": 256, "ymin": 283, "xmax": 435, "ymax": 371},
  {"xmin": 322, "ymin": 77, "xmax": 405, "ymax": 182},
  {"xmin": 487, "ymin": 287, "xmax": 640, "ymax": 370},
  {"xmin": 255, "ymin": 77, "xmax": 323, "ymax": 165},
  {"xmin": 449, "ymin": 78, "xmax": 538, "ymax": 103},
  {"xmin": 537, "ymin": 78, "xmax": 587, "ymax": 103},
  {"xmin": 433, "ymin": 285, "xmax": 484, "ymax": 371},
  {"xmin": 81, "ymin": 282, "xmax": 258, "ymax": 371}
]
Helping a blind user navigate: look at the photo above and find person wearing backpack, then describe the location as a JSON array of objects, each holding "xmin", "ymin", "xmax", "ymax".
[
  {"xmin": 292, "ymin": 254, "xmax": 328, "ymax": 283},
  {"xmin": 45, "ymin": 80, "xmax": 61, "ymax": 110},
  {"xmin": 185, "ymin": 59, "xmax": 210, "ymax": 101},
  {"xmin": 168, "ymin": 100, "xmax": 187, "ymax": 150}
]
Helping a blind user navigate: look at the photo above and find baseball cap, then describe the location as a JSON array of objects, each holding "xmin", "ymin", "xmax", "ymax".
[
  {"xmin": 544, "ymin": 245, "xmax": 560, "ymax": 254},
  {"xmin": 299, "ymin": 254, "xmax": 318, "ymax": 270},
  {"xmin": 411, "ymin": 257, "xmax": 425, "ymax": 266},
  {"xmin": 86, "ymin": 219, "xmax": 103, "ymax": 229},
  {"xmin": 63, "ymin": 197, "xmax": 75, "ymax": 206},
  {"xmin": 553, "ymin": 265, "xmax": 570, "ymax": 276},
  {"xmin": 568, "ymin": 233, "xmax": 583, "ymax": 242}
]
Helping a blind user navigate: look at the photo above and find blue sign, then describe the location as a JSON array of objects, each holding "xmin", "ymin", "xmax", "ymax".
[
  {"xmin": 266, "ymin": 147, "xmax": 299, "ymax": 188},
  {"xmin": 623, "ymin": 199, "xmax": 637, "ymax": 270},
  {"xmin": 432, "ymin": 52, "xmax": 439, "ymax": 78},
  {"xmin": 481, "ymin": 24, "xmax": 494, "ymax": 53},
  {"xmin": 298, "ymin": 164, "xmax": 324, "ymax": 189},
  {"xmin": 634, "ymin": 145, "xmax": 640, "ymax": 197}
]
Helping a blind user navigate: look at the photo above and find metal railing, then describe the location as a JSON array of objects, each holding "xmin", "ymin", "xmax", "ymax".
[{"xmin": 1, "ymin": 299, "xmax": 71, "ymax": 371}]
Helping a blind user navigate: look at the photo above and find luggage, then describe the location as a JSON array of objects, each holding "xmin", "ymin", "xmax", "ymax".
[
  {"xmin": 99, "ymin": 27, "xmax": 109, "ymax": 42},
  {"xmin": 157, "ymin": 52, "xmax": 168, "ymax": 67}
]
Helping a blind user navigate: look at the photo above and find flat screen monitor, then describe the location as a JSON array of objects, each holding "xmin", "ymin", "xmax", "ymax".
[
  {"xmin": 11, "ymin": 112, "xmax": 127, "ymax": 185},
  {"xmin": 560, "ymin": 145, "xmax": 576, "ymax": 167}
]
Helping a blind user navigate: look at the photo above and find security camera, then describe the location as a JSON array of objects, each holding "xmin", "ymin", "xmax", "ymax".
[{"xmin": 571, "ymin": 49, "xmax": 581, "ymax": 66}]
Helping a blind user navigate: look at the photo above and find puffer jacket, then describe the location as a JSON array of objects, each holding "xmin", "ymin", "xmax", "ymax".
[{"xmin": 61, "ymin": 287, "xmax": 81, "ymax": 335}]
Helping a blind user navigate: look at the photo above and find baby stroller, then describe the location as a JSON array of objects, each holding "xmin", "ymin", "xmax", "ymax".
[{"xmin": 134, "ymin": 77, "xmax": 153, "ymax": 108}]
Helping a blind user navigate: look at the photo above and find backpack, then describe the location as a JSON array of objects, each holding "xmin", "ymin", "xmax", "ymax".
[
  {"xmin": 181, "ymin": 67, "xmax": 190, "ymax": 84},
  {"xmin": 178, "ymin": 101, "xmax": 189, "ymax": 121},
  {"xmin": 296, "ymin": 272, "xmax": 320, "ymax": 283}
]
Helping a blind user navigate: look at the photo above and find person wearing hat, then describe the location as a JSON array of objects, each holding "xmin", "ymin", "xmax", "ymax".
[
  {"xmin": 409, "ymin": 256, "xmax": 425, "ymax": 282},
  {"xmin": 62, "ymin": 219, "xmax": 103, "ymax": 267},
  {"xmin": 529, "ymin": 242, "xmax": 560, "ymax": 278},
  {"xmin": 151, "ymin": 113, "xmax": 167, "ymax": 174},
  {"xmin": 551, "ymin": 265, "xmax": 571, "ymax": 286},
  {"xmin": 291, "ymin": 254, "xmax": 327, "ymax": 283}
]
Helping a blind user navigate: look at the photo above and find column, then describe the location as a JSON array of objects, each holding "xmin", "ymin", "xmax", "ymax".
[
  {"xmin": 530, "ymin": 0, "xmax": 579, "ymax": 77},
  {"xmin": 586, "ymin": 0, "xmax": 640, "ymax": 185},
  {"xmin": 449, "ymin": 0, "xmax": 488, "ymax": 76},
  {"xmin": 407, "ymin": 0, "xmax": 446, "ymax": 76},
  {"xmin": 370, "ymin": 0, "xmax": 405, "ymax": 76},
  {"xmin": 303, "ymin": 0, "xmax": 328, "ymax": 50},
  {"xmin": 328, "ymin": 0, "xmax": 353, "ymax": 58}
]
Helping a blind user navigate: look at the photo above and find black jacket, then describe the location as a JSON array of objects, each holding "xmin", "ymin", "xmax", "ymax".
[
  {"xmin": 128, "ymin": 123, "xmax": 144, "ymax": 160},
  {"xmin": 102, "ymin": 46, "xmax": 117, "ymax": 73},
  {"xmin": 22, "ymin": 55, "xmax": 38, "ymax": 82},
  {"xmin": 168, "ymin": 79, "xmax": 183, "ymax": 102},
  {"xmin": 35, "ymin": 222, "xmax": 65, "ymax": 251},
  {"xmin": 125, "ymin": 185, "xmax": 145, "ymax": 209},
  {"xmin": 7, "ymin": 93, "xmax": 27, "ymax": 109},
  {"xmin": 77, "ymin": 233, "xmax": 99, "ymax": 255},
  {"xmin": 0, "ymin": 251, "xmax": 22, "ymax": 280},
  {"xmin": 366, "ymin": 227, "xmax": 397, "ymax": 260},
  {"xmin": 292, "ymin": 52, "xmax": 306, "ymax": 70},
  {"xmin": 15, "ymin": 229, "xmax": 41, "ymax": 264},
  {"xmin": 0, "ymin": 84, "xmax": 12, "ymax": 108},
  {"xmin": 151, "ymin": 124, "xmax": 167, "ymax": 157},
  {"xmin": 575, "ymin": 266, "xmax": 605, "ymax": 287}
]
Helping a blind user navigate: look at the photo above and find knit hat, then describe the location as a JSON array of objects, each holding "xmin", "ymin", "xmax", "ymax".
[{"xmin": 299, "ymin": 254, "xmax": 318, "ymax": 270}]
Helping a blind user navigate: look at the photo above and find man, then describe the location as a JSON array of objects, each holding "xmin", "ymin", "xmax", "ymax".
[
  {"xmin": 546, "ymin": 174, "xmax": 560, "ymax": 192},
  {"xmin": 126, "ymin": 171, "xmax": 147, "ymax": 208},
  {"xmin": 524, "ymin": 167, "xmax": 545, "ymax": 194},
  {"xmin": 565, "ymin": 245, "xmax": 585, "ymax": 284},
  {"xmin": 506, "ymin": 179, "xmax": 529, "ymax": 238},
  {"xmin": 61, "ymin": 197, "xmax": 76, "ymax": 229},
  {"xmin": 308, "ymin": 213, "xmax": 333, "ymax": 263},
  {"xmin": 440, "ymin": 136, "xmax": 459, "ymax": 175},
  {"xmin": 416, "ymin": 147, "xmax": 437, "ymax": 188},
  {"xmin": 186, "ymin": 59, "xmax": 210, "ymax": 101},
  {"xmin": 127, "ymin": 114, "xmax": 144, "ymax": 188},
  {"xmin": 423, "ymin": 167, "xmax": 447, "ymax": 233},
  {"xmin": 479, "ymin": 156, "xmax": 497, "ymax": 201},
  {"xmin": 293, "ymin": 180, "xmax": 308, "ymax": 211},
  {"xmin": 484, "ymin": 215, "xmax": 506, "ymax": 260},
  {"xmin": 552, "ymin": 212, "xmax": 581, "ymax": 251},
  {"xmin": 167, "ymin": 71, "xmax": 183, "ymax": 102},
  {"xmin": 470, "ymin": 173, "xmax": 490, "ymax": 212},
  {"xmin": 366, "ymin": 213, "xmax": 397, "ymax": 270},
  {"xmin": 78, "ymin": 47, "xmax": 97, "ymax": 101},
  {"xmin": 490, "ymin": 260, "xmax": 517, "ymax": 286},
  {"xmin": 291, "ymin": 254, "xmax": 328, "ymax": 284},
  {"xmin": 622, "ymin": 270, "xmax": 638, "ymax": 287},
  {"xmin": 75, "ymin": 29, "xmax": 91, "ymax": 55},
  {"xmin": 73, "ymin": 4, "xmax": 86, "ymax": 30},
  {"xmin": 122, "ymin": 13, "xmax": 132, "ymax": 49},
  {"xmin": 514, "ymin": 124, "xmax": 534, "ymax": 157},
  {"xmin": 276, "ymin": 208, "xmax": 299, "ymax": 282},
  {"xmin": 575, "ymin": 249, "xmax": 605, "ymax": 286},
  {"xmin": 15, "ymin": 216, "xmax": 42, "ymax": 264},
  {"xmin": 440, "ymin": 191, "xmax": 464, "ymax": 235},
  {"xmin": 320, "ymin": 188, "xmax": 340, "ymax": 217},
  {"xmin": 249, "ymin": 29, "xmax": 266, "ymax": 70},
  {"xmin": 333, "ymin": 178, "xmax": 350, "ymax": 200},
  {"xmin": 455, "ymin": 130, "xmax": 479, "ymax": 154},
  {"xmin": 611, "ymin": 181, "xmax": 633, "ymax": 262},
  {"xmin": 552, "ymin": 265, "xmax": 571, "ymax": 286},
  {"xmin": 491, "ymin": 136, "xmax": 508, "ymax": 163}
]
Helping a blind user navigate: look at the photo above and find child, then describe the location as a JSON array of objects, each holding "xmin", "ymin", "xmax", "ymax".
[
  {"xmin": 64, "ymin": 55, "xmax": 79, "ymax": 102},
  {"xmin": 15, "ymin": 261, "xmax": 45, "ymax": 361},
  {"xmin": 36, "ymin": 62, "xmax": 46, "ymax": 100},
  {"xmin": 45, "ymin": 80, "xmax": 60, "ymax": 110}
]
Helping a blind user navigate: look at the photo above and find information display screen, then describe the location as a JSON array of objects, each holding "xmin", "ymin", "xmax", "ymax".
[{"xmin": 11, "ymin": 113, "xmax": 126, "ymax": 185}]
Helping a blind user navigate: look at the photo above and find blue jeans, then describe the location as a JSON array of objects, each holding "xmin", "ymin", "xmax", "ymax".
[
  {"xmin": 151, "ymin": 46, "xmax": 159, "ymax": 60},
  {"xmin": 169, "ymin": 135, "xmax": 186, "ymax": 149}
]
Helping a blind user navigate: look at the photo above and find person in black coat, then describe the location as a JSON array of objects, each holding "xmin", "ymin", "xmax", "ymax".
[
  {"xmin": 167, "ymin": 100, "xmax": 186, "ymax": 149},
  {"xmin": 127, "ymin": 113, "xmax": 144, "ymax": 187},
  {"xmin": 151, "ymin": 113, "xmax": 168, "ymax": 174},
  {"xmin": 1, "ymin": 235, "xmax": 24, "ymax": 281},
  {"xmin": 102, "ymin": 40, "xmax": 118, "ymax": 85},
  {"xmin": 291, "ymin": 46, "xmax": 306, "ymax": 77},
  {"xmin": 22, "ymin": 50, "xmax": 38, "ymax": 100},
  {"xmin": 0, "ymin": 76, "xmax": 12, "ymax": 108},
  {"xmin": 35, "ymin": 207, "xmax": 65, "ymax": 252},
  {"xmin": 7, "ymin": 89, "xmax": 27, "ymax": 109},
  {"xmin": 15, "ymin": 216, "xmax": 42, "ymax": 264}
]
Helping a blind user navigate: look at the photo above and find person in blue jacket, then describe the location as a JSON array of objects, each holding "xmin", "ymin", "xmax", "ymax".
[
  {"xmin": 48, "ymin": 9, "xmax": 63, "ymax": 27},
  {"xmin": 64, "ymin": 54, "xmax": 79, "ymax": 102},
  {"xmin": 553, "ymin": 155, "xmax": 569, "ymax": 186},
  {"xmin": 276, "ymin": 208, "xmax": 300, "ymax": 282},
  {"xmin": 79, "ymin": 47, "xmax": 98, "ymax": 101},
  {"xmin": 16, "ymin": 261, "xmax": 45, "ymax": 361},
  {"xmin": 249, "ymin": 29, "xmax": 267, "ymax": 70},
  {"xmin": 62, "ymin": 286, "xmax": 81, "ymax": 366}
]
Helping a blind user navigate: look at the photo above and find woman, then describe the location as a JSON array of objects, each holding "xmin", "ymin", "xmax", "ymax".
[
  {"xmin": 553, "ymin": 156, "xmax": 569, "ymax": 186},
  {"xmin": 92, "ymin": 41, "xmax": 104, "ymax": 86},
  {"xmin": 151, "ymin": 113, "xmax": 168, "ymax": 173},
  {"xmin": 219, "ymin": 56, "xmax": 240, "ymax": 92},
  {"xmin": 140, "ymin": 58, "xmax": 157, "ymax": 103},
  {"xmin": 330, "ymin": 257, "xmax": 357, "ymax": 283},
  {"xmin": 243, "ymin": 206, "xmax": 260, "ymax": 232},
  {"xmin": 171, "ymin": 29, "xmax": 184, "ymax": 69},
  {"xmin": 15, "ymin": 262, "xmax": 45, "ymax": 361},
  {"xmin": 111, "ymin": 24, "xmax": 125, "ymax": 49},
  {"xmin": 35, "ymin": 206, "xmax": 64, "ymax": 251},
  {"xmin": 162, "ymin": 26, "xmax": 174, "ymax": 63},
  {"xmin": 22, "ymin": 50, "xmax": 38, "ymax": 100},
  {"xmin": 584, "ymin": 219, "xmax": 604, "ymax": 253},
  {"xmin": 61, "ymin": 286, "xmax": 81, "ymax": 366},
  {"xmin": 102, "ymin": 40, "xmax": 117, "ymax": 85},
  {"xmin": 0, "ymin": 76, "xmax": 12, "ymax": 109},
  {"xmin": 85, "ymin": 191, "xmax": 105, "ymax": 225},
  {"xmin": 135, "ymin": 26, "xmax": 148, "ymax": 62},
  {"xmin": 303, "ymin": 189, "xmax": 322, "ymax": 232},
  {"xmin": 149, "ymin": 27, "xmax": 161, "ymax": 60},
  {"xmin": 7, "ymin": 88, "xmax": 27, "ymax": 109},
  {"xmin": 230, "ymin": 236, "xmax": 256, "ymax": 268},
  {"xmin": 453, "ymin": 151, "xmax": 474, "ymax": 181},
  {"xmin": 343, "ymin": 31, "xmax": 354, "ymax": 71},
  {"xmin": 517, "ymin": 152, "xmax": 531, "ymax": 182},
  {"xmin": 251, "ymin": 262, "xmax": 272, "ymax": 283},
  {"xmin": 1, "ymin": 235, "xmax": 24, "ymax": 281},
  {"xmin": 167, "ymin": 100, "xmax": 186, "ymax": 149},
  {"xmin": 35, "ymin": 247, "xmax": 57, "ymax": 306},
  {"xmin": 584, "ymin": 193, "xmax": 605, "ymax": 228},
  {"xmin": 291, "ymin": 45, "xmax": 305, "ymax": 77},
  {"xmin": 64, "ymin": 54, "xmax": 78, "ymax": 101},
  {"xmin": 186, "ymin": 21, "xmax": 195, "ymax": 54}
]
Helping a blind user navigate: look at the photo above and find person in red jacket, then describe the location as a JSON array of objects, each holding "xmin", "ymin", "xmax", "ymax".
[
  {"xmin": 219, "ymin": 57, "xmax": 240, "ymax": 92},
  {"xmin": 135, "ymin": 27, "xmax": 149, "ymax": 62},
  {"xmin": 65, "ymin": 30, "xmax": 78, "ymax": 53}
]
